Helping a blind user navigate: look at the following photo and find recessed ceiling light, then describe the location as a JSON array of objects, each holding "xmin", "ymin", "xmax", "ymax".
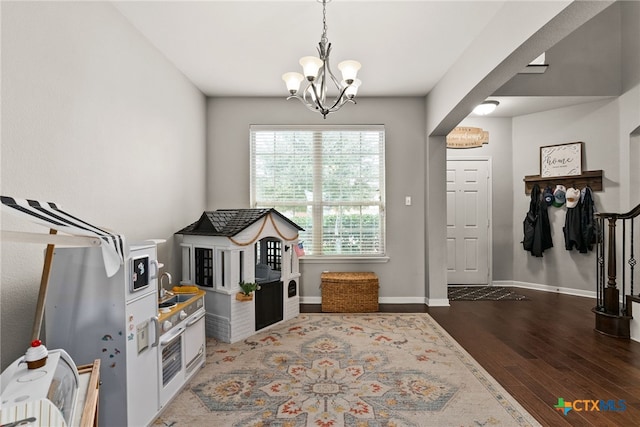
[{"xmin": 473, "ymin": 100, "xmax": 500, "ymax": 115}]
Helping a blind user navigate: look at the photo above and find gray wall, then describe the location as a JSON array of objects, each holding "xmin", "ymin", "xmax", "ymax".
[
  {"xmin": 1, "ymin": 2, "xmax": 207, "ymax": 370},
  {"xmin": 422, "ymin": 0, "xmax": 611, "ymax": 303},
  {"xmin": 511, "ymin": 98, "xmax": 623, "ymax": 292},
  {"xmin": 447, "ymin": 118, "xmax": 514, "ymax": 281},
  {"xmin": 495, "ymin": 2, "xmax": 622, "ymax": 96},
  {"xmin": 632, "ymin": 131, "xmax": 640, "ymax": 207},
  {"xmin": 620, "ymin": 0, "xmax": 639, "ymax": 93},
  {"xmin": 206, "ymin": 97, "xmax": 426, "ymax": 302}
]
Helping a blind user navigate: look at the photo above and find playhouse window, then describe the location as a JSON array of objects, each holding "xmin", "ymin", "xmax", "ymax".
[
  {"xmin": 255, "ymin": 237, "xmax": 281, "ymax": 271},
  {"xmin": 266, "ymin": 239, "xmax": 281, "ymax": 271},
  {"xmin": 255, "ymin": 238, "xmax": 282, "ymax": 284},
  {"xmin": 250, "ymin": 125, "xmax": 386, "ymax": 256},
  {"xmin": 194, "ymin": 247, "xmax": 213, "ymax": 287}
]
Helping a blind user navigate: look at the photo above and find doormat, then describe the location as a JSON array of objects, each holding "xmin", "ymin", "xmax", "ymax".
[{"xmin": 448, "ymin": 286, "xmax": 529, "ymax": 301}]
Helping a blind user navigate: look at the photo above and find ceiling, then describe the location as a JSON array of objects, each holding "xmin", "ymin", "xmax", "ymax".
[{"xmin": 112, "ymin": 0, "xmax": 613, "ymax": 118}]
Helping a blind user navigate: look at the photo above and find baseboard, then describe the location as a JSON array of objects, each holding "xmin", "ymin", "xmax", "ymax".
[
  {"xmin": 302, "ymin": 282, "xmax": 597, "ymax": 306},
  {"xmin": 299, "ymin": 296, "xmax": 442, "ymax": 305},
  {"xmin": 493, "ymin": 280, "xmax": 596, "ymax": 299},
  {"xmin": 424, "ymin": 298, "xmax": 450, "ymax": 307},
  {"xmin": 380, "ymin": 297, "xmax": 429, "ymax": 304},
  {"xmin": 630, "ymin": 300, "xmax": 640, "ymax": 343}
]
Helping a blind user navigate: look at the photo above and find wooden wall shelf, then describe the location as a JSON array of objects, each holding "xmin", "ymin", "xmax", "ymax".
[{"xmin": 524, "ymin": 170, "xmax": 603, "ymax": 194}]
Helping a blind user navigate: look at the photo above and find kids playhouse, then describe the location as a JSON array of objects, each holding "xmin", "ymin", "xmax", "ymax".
[{"xmin": 175, "ymin": 208, "xmax": 304, "ymax": 342}]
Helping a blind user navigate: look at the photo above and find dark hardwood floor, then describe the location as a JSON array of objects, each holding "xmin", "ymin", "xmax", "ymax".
[{"xmin": 301, "ymin": 288, "xmax": 640, "ymax": 426}]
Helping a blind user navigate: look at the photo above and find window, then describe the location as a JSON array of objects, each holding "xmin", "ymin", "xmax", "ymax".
[
  {"xmin": 255, "ymin": 237, "xmax": 282, "ymax": 271},
  {"xmin": 266, "ymin": 238, "xmax": 282, "ymax": 271},
  {"xmin": 194, "ymin": 247, "xmax": 213, "ymax": 287},
  {"xmin": 251, "ymin": 125, "xmax": 385, "ymax": 256}
]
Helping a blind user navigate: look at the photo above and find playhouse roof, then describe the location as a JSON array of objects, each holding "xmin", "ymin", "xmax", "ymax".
[{"xmin": 176, "ymin": 208, "xmax": 304, "ymax": 237}]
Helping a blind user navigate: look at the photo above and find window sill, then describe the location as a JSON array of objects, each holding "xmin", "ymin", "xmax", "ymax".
[
  {"xmin": 199, "ymin": 287, "xmax": 233, "ymax": 296},
  {"xmin": 300, "ymin": 256, "xmax": 390, "ymax": 264}
]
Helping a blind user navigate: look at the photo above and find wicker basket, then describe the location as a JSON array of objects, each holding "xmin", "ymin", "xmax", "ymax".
[{"xmin": 321, "ymin": 272, "xmax": 379, "ymax": 313}]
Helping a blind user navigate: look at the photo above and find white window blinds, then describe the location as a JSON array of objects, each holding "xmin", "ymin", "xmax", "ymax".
[{"xmin": 250, "ymin": 125, "xmax": 385, "ymax": 256}]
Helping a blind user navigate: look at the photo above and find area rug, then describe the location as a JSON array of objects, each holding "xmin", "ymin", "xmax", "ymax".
[
  {"xmin": 153, "ymin": 313, "xmax": 540, "ymax": 427},
  {"xmin": 448, "ymin": 286, "xmax": 529, "ymax": 301}
]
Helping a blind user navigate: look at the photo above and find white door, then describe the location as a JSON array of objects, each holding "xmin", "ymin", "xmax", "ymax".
[{"xmin": 446, "ymin": 159, "xmax": 490, "ymax": 284}]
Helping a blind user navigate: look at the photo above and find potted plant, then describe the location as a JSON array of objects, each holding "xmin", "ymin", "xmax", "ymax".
[{"xmin": 236, "ymin": 281, "xmax": 260, "ymax": 301}]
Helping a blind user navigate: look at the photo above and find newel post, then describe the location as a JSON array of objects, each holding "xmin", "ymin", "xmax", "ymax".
[{"xmin": 604, "ymin": 216, "xmax": 619, "ymax": 314}]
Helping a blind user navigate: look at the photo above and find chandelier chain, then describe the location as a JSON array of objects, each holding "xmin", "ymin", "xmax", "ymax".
[{"xmin": 321, "ymin": 0, "xmax": 328, "ymax": 46}]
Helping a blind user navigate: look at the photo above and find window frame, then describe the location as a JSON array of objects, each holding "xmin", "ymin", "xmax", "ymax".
[{"xmin": 250, "ymin": 125, "xmax": 386, "ymax": 258}]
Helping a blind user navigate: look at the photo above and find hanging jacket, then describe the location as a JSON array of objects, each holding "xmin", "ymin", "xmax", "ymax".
[
  {"xmin": 523, "ymin": 184, "xmax": 553, "ymax": 257},
  {"xmin": 564, "ymin": 186, "xmax": 597, "ymax": 253},
  {"xmin": 534, "ymin": 189, "xmax": 553, "ymax": 256},
  {"xmin": 580, "ymin": 186, "xmax": 597, "ymax": 252},
  {"xmin": 522, "ymin": 185, "xmax": 539, "ymax": 252},
  {"xmin": 563, "ymin": 202, "xmax": 583, "ymax": 251}
]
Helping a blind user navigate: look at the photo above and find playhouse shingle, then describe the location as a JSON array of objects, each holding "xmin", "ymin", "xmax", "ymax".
[{"xmin": 176, "ymin": 208, "xmax": 303, "ymax": 237}]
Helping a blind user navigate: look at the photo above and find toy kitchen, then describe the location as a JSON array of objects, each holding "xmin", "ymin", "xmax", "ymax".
[
  {"xmin": 0, "ymin": 198, "xmax": 205, "ymax": 427},
  {"xmin": 44, "ymin": 243, "xmax": 205, "ymax": 426}
]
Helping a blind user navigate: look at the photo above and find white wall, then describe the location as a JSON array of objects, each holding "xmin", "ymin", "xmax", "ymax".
[
  {"xmin": 448, "ymin": 118, "xmax": 514, "ymax": 281},
  {"xmin": 205, "ymin": 97, "xmax": 426, "ymax": 303},
  {"xmin": 1, "ymin": 2, "xmax": 207, "ymax": 369}
]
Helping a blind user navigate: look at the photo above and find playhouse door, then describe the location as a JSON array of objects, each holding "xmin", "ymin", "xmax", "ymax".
[{"xmin": 446, "ymin": 159, "xmax": 490, "ymax": 285}]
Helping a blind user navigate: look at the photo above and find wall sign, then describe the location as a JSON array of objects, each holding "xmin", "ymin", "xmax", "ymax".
[
  {"xmin": 446, "ymin": 127, "xmax": 489, "ymax": 149},
  {"xmin": 540, "ymin": 142, "xmax": 583, "ymax": 177}
]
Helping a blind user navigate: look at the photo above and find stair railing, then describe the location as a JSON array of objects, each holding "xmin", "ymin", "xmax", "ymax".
[{"xmin": 595, "ymin": 203, "xmax": 640, "ymax": 319}]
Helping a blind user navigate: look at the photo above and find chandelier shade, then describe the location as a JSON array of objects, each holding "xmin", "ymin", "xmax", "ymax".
[
  {"xmin": 337, "ymin": 60, "xmax": 361, "ymax": 83},
  {"xmin": 300, "ymin": 56, "xmax": 324, "ymax": 80},
  {"xmin": 282, "ymin": 72, "xmax": 304, "ymax": 94},
  {"xmin": 282, "ymin": 0, "xmax": 361, "ymax": 118},
  {"xmin": 343, "ymin": 79, "xmax": 361, "ymax": 98}
]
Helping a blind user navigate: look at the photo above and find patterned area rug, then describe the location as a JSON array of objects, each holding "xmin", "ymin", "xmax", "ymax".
[
  {"xmin": 153, "ymin": 313, "xmax": 540, "ymax": 427},
  {"xmin": 448, "ymin": 286, "xmax": 530, "ymax": 301}
]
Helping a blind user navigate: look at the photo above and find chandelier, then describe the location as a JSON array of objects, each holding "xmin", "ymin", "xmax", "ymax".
[{"xmin": 282, "ymin": 0, "xmax": 361, "ymax": 119}]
